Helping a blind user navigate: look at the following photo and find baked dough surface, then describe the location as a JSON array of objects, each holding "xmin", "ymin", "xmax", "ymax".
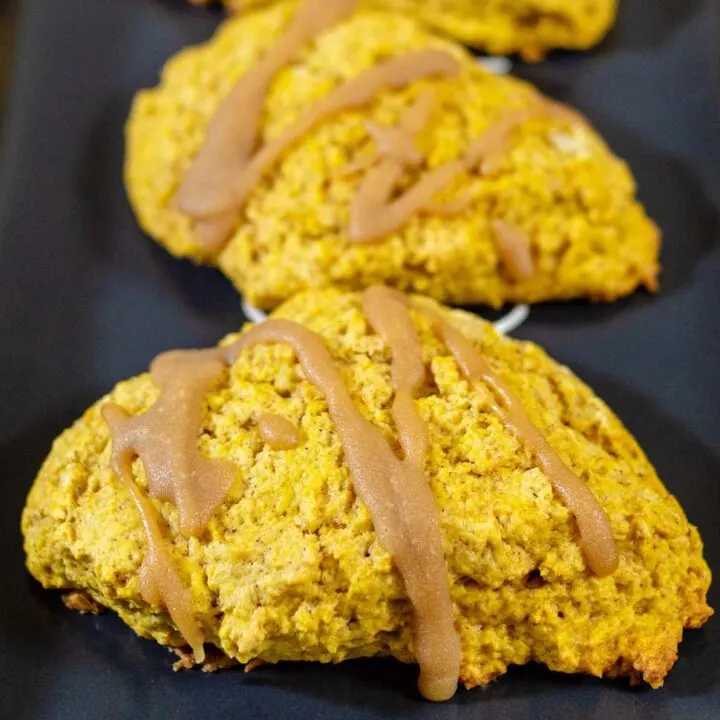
[
  {"xmin": 23, "ymin": 289, "xmax": 711, "ymax": 689},
  {"xmin": 126, "ymin": 4, "xmax": 658, "ymax": 309}
]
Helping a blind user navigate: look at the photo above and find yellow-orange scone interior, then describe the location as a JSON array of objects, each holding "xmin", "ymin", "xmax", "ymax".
[
  {"xmin": 207, "ymin": 0, "xmax": 618, "ymax": 59},
  {"xmin": 23, "ymin": 289, "xmax": 711, "ymax": 695},
  {"xmin": 125, "ymin": 4, "xmax": 658, "ymax": 309}
]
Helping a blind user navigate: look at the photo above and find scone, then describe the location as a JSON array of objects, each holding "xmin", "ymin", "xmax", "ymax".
[
  {"xmin": 192, "ymin": 0, "xmax": 618, "ymax": 60},
  {"xmin": 126, "ymin": 1, "xmax": 659, "ymax": 310},
  {"xmin": 22, "ymin": 287, "xmax": 711, "ymax": 700}
]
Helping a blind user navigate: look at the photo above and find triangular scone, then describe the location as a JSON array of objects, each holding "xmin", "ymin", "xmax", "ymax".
[
  {"xmin": 196, "ymin": 0, "xmax": 617, "ymax": 60},
  {"xmin": 23, "ymin": 288, "xmax": 711, "ymax": 698},
  {"xmin": 126, "ymin": 3, "xmax": 658, "ymax": 309}
]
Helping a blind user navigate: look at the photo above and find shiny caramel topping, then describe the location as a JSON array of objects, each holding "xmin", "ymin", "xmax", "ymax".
[
  {"xmin": 491, "ymin": 219, "xmax": 534, "ymax": 282},
  {"xmin": 257, "ymin": 413, "xmax": 300, "ymax": 450},
  {"xmin": 175, "ymin": 0, "xmax": 358, "ymax": 250},
  {"xmin": 351, "ymin": 90, "xmax": 435, "ymax": 176},
  {"xmin": 414, "ymin": 301, "xmax": 619, "ymax": 577},
  {"xmin": 103, "ymin": 404, "xmax": 207, "ymax": 662},
  {"xmin": 102, "ymin": 348, "xmax": 240, "ymax": 661},
  {"xmin": 362, "ymin": 286, "xmax": 461, "ymax": 700},
  {"xmin": 176, "ymin": 44, "xmax": 460, "ymax": 251},
  {"xmin": 349, "ymin": 90, "xmax": 447, "ymax": 243},
  {"xmin": 337, "ymin": 91, "xmax": 432, "ymax": 178},
  {"xmin": 350, "ymin": 156, "xmax": 467, "ymax": 243},
  {"xmin": 365, "ymin": 118, "xmax": 425, "ymax": 167},
  {"xmin": 104, "ymin": 350, "xmax": 236, "ymax": 536},
  {"xmin": 349, "ymin": 97, "xmax": 584, "ymax": 244}
]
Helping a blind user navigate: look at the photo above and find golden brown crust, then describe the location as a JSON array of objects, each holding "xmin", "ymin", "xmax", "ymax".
[
  {"xmin": 171, "ymin": 646, "xmax": 238, "ymax": 672},
  {"xmin": 62, "ymin": 591, "xmax": 105, "ymax": 615}
]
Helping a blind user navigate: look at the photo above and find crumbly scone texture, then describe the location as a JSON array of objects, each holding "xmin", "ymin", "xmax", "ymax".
[
  {"xmin": 213, "ymin": 0, "xmax": 617, "ymax": 58},
  {"xmin": 23, "ymin": 288, "xmax": 711, "ymax": 689},
  {"xmin": 126, "ymin": 4, "xmax": 659, "ymax": 309}
]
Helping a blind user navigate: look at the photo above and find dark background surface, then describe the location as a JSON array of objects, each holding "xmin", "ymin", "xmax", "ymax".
[
  {"xmin": 0, "ymin": 0, "xmax": 719, "ymax": 717},
  {"xmin": 0, "ymin": 0, "xmax": 18, "ymax": 132}
]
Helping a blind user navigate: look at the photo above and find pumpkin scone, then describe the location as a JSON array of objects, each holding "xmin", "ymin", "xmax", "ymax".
[
  {"xmin": 22, "ymin": 287, "xmax": 712, "ymax": 700},
  {"xmin": 192, "ymin": 0, "xmax": 618, "ymax": 60},
  {"xmin": 126, "ymin": 0, "xmax": 658, "ymax": 310}
]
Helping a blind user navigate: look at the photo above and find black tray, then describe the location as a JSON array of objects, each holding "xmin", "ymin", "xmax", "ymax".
[{"xmin": 1, "ymin": 0, "xmax": 718, "ymax": 718}]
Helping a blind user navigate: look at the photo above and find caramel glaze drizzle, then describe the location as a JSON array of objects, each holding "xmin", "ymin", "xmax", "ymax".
[
  {"xmin": 105, "ymin": 351, "xmax": 236, "ymax": 534},
  {"xmin": 348, "ymin": 97, "xmax": 585, "ymax": 245},
  {"xmin": 491, "ymin": 219, "xmax": 534, "ymax": 283},
  {"xmin": 349, "ymin": 91, "xmax": 448, "ymax": 242},
  {"xmin": 257, "ymin": 413, "xmax": 300, "ymax": 450},
  {"xmin": 174, "ymin": 0, "xmax": 359, "ymax": 250},
  {"xmin": 342, "ymin": 90, "xmax": 434, "ymax": 177},
  {"xmin": 100, "ymin": 418, "xmax": 207, "ymax": 662},
  {"xmin": 411, "ymin": 299, "xmax": 619, "ymax": 578},
  {"xmin": 362, "ymin": 286, "xmax": 462, "ymax": 701},
  {"xmin": 103, "ymin": 349, "xmax": 240, "ymax": 661},
  {"xmin": 175, "ymin": 35, "xmax": 460, "ymax": 250}
]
